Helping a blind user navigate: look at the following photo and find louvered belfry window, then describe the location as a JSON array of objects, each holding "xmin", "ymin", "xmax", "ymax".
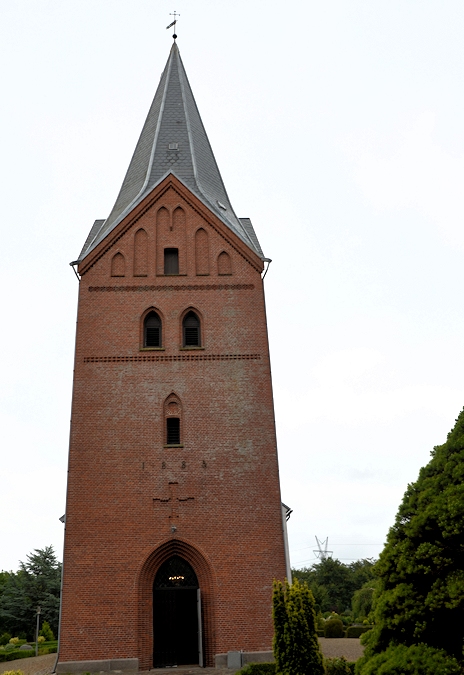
[
  {"xmin": 183, "ymin": 311, "xmax": 201, "ymax": 347},
  {"xmin": 144, "ymin": 311, "xmax": 162, "ymax": 347},
  {"xmin": 166, "ymin": 417, "xmax": 181, "ymax": 445},
  {"xmin": 164, "ymin": 248, "xmax": 179, "ymax": 275}
]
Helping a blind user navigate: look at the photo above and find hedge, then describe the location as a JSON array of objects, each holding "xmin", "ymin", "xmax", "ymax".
[
  {"xmin": 0, "ymin": 651, "xmax": 37, "ymax": 663},
  {"xmin": 237, "ymin": 664, "xmax": 276, "ymax": 675},
  {"xmin": 324, "ymin": 657, "xmax": 356, "ymax": 674},
  {"xmin": 236, "ymin": 658, "xmax": 356, "ymax": 675},
  {"xmin": 345, "ymin": 626, "xmax": 372, "ymax": 638},
  {"xmin": 39, "ymin": 647, "xmax": 57, "ymax": 655},
  {"xmin": 324, "ymin": 619, "xmax": 345, "ymax": 638}
]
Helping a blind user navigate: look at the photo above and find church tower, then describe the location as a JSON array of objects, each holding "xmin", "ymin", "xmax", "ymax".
[{"xmin": 57, "ymin": 41, "xmax": 290, "ymax": 672}]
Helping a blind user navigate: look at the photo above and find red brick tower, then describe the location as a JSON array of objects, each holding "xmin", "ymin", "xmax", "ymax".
[{"xmin": 57, "ymin": 41, "xmax": 290, "ymax": 673}]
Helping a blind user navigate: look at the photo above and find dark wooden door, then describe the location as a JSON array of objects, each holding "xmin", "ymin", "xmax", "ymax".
[{"xmin": 153, "ymin": 588, "xmax": 199, "ymax": 666}]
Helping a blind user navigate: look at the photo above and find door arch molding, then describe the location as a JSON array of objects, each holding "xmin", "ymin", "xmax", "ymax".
[{"xmin": 137, "ymin": 538, "xmax": 216, "ymax": 668}]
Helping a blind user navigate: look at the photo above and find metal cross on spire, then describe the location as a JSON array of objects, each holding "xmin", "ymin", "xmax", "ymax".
[{"xmin": 166, "ymin": 11, "xmax": 180, "ymax": 40}]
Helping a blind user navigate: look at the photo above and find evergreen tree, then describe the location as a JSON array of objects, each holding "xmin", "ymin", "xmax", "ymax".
[
  {"xmin": 300, "ymin": 581, "xmax": 324, "ymax": 674},
  {"xmin": 0, "ymin": 546, "xmax": 61, "ymax": 638},
  {"xmin": 39, "ymin": 620, "xmax": 55, "ymax": 641},
  {"xmin": 272, "ymin": 580, "xmax": 287, "ymax": 675},
  {"xmin": 272, "ymin": 579, "xmax": 324, "ymax": 675},
  {"xmin": 357, "ymin": 408, "xmax": 464, "ymax": 674}
]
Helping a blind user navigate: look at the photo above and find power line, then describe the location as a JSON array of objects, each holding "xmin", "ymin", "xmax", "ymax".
[
  {"xmin": 292, "ymin": 556, "xmax": 376, "ymax": 565},
  {"xmin": 291, "ymin": 543, "xmax": 383, "ymax": 553}
]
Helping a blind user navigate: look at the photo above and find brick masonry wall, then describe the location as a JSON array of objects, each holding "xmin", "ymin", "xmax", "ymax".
[{"xmin": 59, "ymin": 178, "xmax": 287, "ymax": 668}]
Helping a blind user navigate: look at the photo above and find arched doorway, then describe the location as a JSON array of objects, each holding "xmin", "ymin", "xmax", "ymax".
[{"xmin": 153, "ymin": 556, "xmax": 202, "ymax": 667}]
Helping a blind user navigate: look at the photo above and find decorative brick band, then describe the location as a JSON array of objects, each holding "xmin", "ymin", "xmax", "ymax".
[
  {"xmin": 88, "ymin": 283, "xmax": 254, "ymax": 292},
  {"xmin": 84, "ymin": 353, "xmax": 261, "ymax": 363}
]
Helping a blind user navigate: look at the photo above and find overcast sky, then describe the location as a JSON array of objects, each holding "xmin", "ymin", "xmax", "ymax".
[{"xmin": 1, "ymin": 0, "xmax": 464, "ymax": 572}]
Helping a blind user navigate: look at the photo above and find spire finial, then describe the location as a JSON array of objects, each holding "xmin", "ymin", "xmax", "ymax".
[{"xmin": 166, "ymin": 11, "xmax": 180, "ymax": 40}]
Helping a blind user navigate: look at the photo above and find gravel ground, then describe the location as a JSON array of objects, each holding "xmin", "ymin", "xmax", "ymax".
[
  {"xmin": 0, "ymin": 640, "xmax": 363, "ymax": 675},
  {"xmin": 318, "ymin": 637, "xmax": 364, "ymax": 661}
]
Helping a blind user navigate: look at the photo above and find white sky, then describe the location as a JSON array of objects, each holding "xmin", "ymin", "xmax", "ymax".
[{"xmin": 1, "ymin": 0, "xmax": 464, "ymax": 572}]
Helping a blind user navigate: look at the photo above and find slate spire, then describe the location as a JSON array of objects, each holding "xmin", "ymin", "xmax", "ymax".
[{"xmin": 79, "ymin": 42, "xmax": 263, "ymax": 261}]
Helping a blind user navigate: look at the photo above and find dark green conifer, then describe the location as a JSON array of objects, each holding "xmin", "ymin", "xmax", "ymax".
[
  {"xmin": 272, "ymin": 580, "xmax": 287, "ymax": 675},
  {"xmin": 273, "ymin": 578, "xmax": 324, "ymax": 675},
  {"xmin": 357, "ymin": 408, "xmax": 464, "ymax": 674}
]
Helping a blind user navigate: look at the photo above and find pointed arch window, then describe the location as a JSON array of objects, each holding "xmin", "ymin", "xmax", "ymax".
[
  {"xmin": 164, "ymin": 394, "xmax": 183, "ymax": 447},
  {"xmin": 183, "ymin": 311, "xmax": 201, "ymax": 348},
  {"xmin": 144, "ymin": 311, "xmax": 162, "ymax": 348},
  {"xmin": 166, "ymin": 417, "xmax": 180, "ymax": 445}
]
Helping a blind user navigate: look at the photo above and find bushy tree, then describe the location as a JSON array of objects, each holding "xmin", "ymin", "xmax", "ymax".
[
  {"xmin": 347, "ymin": 560, "xmax": 377, "ymax": 592},
  {"xmin": 351, "ymin": 580, "xmax": 378, "ymax": 620},
  {"xmin": 293, "ymin": 558, "xmax": 375, "ymax": 614},
  {"xmin": 0, "ymin": 632, "xmax": 11, "ymax": 645},
  {"xmin": 0, "ymin": 546, "xmax": 61, "ymax": 639},
  {"xmin": 357, "ymin": 408, "xmax": 464, "ymax": 674},
  {"xmin": 273, "ymin": 579, "xmax": 324, "ymax": 675},
  {"xmin": 39, "ymin": 620, "xmax": 55, "ymax": 641}
]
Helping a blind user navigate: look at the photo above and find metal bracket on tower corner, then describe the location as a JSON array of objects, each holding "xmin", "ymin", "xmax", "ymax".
[
  {"xmin": 261, "ymin": 258, "xmax": 272, "ymax": 279},
  {"xmin": 69, "ymin": 261, "xmax": 81, "ymax": 281}
]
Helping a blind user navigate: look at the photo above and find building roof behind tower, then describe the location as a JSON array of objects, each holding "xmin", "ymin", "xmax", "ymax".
[{"xmin": 78, "ymin": 42, "xmax": 263, "ymax": 261}]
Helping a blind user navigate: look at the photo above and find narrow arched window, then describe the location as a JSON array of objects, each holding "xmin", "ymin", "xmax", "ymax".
[
  {"xmin": 182, "ymin": 311, "xmax": 201, "ymax": 348},
  {"xmin": 164, "ymin": 394, "xmax": 182, "ymax": 447},
  {"xmin": 144, "ymin": 311, "xmax": 162, "ymax": 348},
  {"xmin": 166, "ymin": 417, "xmax": 181, "ymax": 445}
]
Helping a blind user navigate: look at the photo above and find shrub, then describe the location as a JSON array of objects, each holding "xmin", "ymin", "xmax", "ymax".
[
  {"xmin": 355, "ymin": 643, "xmax": 461, "ymax": 675},
  {"xmin": 324, "ymin": 618, "xmax": 345, "ymax": 638},
  {"xmin": 38, "ymin": 646, "xmax": 57, "ymax": 655},
  {"xmin": 339, "ymin": 615, "xmax": 352, "ymax": 626},
  {"xmin": 37, "ymin": 636, "xmax": 45, "ymax": 644},
  {"xmin": 8, "ymin": 639, "xmax": 19, "ymax": 646},
  {"xmin": 0, "ymin": 634, "xmax": 11, "ymax": 646},
  {"xmin": 273, "ymin": 579, "xmax": 324, "ymax": 675},
  {"xmin": 38, "ymin": 621, "xmax": 54, "ymax": 642},
  {"xmin": 324, "ymin": 656, "xmax": 354, "ymax": 674},
  {"xmin": 238, "ymin": 664, "xmax": 276, "ymax": 675},
  {"xmin": 345, "ymin": 625, "xmax": 372, "ymax": 638}
]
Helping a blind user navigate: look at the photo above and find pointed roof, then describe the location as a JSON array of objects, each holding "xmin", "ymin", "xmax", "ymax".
[{"xmin": 78, "ymin": 42, "xmax": 263, "ymax": 261}]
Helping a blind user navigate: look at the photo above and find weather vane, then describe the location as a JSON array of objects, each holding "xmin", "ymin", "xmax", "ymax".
[{"xmin": 166, "ymin": 11, "xmax": 180, "ymax": 40}]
